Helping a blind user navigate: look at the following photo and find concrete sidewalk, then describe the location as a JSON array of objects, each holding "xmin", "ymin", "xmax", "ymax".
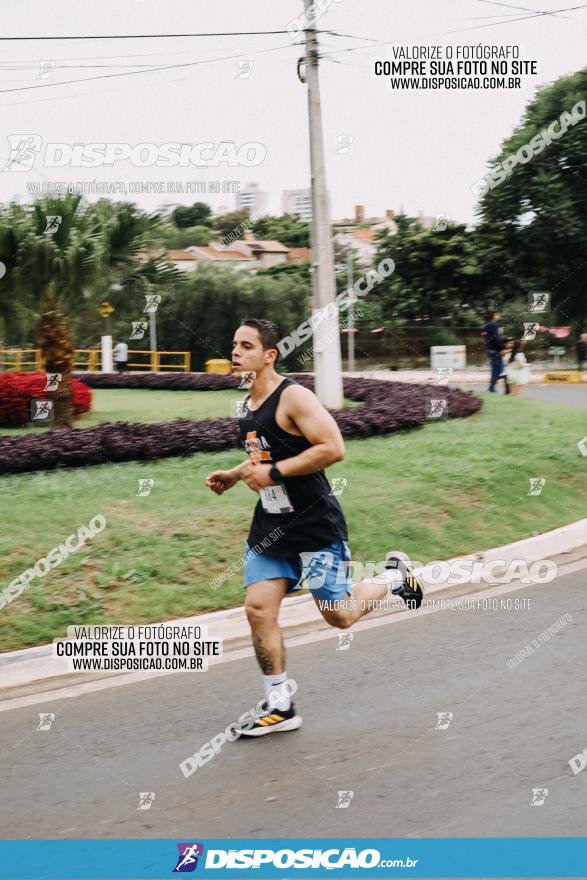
[{"xmin": 1, "ymin": 519, "xmax": 585, "ymax": 703}]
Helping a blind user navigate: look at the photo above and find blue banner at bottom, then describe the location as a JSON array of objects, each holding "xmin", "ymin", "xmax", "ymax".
[{"xmin": 1, "ymin": 838, "xmax": 586, "ymax": 879}]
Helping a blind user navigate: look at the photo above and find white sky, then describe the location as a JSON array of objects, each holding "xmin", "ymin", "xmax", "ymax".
[{"xmin": 1, "ymin": 0, "xmax": 585, "ymax": 225}]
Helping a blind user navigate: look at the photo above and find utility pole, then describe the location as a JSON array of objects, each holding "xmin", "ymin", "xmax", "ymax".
[
  {"xmin": 347, "ymin": 242, "xmax": 355, "ymax": 372},
  {"xmin": 303, "ymin": 0, "xmax": 343, "ymax": 408}
]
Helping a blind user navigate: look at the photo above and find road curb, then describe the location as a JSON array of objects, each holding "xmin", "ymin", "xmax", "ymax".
[{"xmin": 1, "ymin": 518, "xmax": 585, "ymax": 699}]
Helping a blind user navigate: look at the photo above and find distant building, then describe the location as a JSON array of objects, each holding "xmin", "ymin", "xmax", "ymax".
[
  {"xmin": 332, "ymin": 204, "xmax": 397, "ymax": 235},
  {"xmin": 335, "ymin": 228, "xmax": 378, "ymax": 265},
  {"xmin": 139, "ymin": 234, "xmax": 293, "ymax": 273},
  {"xmin": 228, "ymin": 234, "xmax": 290, "ymax": 269},
  {"xmin": 287, "ymin": 247, "xmax": 312, "ymax": 264},
  {"xmin": 135, "ymin": 249, "xmax": 200, "ymax": 272},
  {"xmin": 136, "ymin": 247, "xmax": 253, "ymax": 272},
  {"xmin": 186, "ymin": 245, "xmax": 256, "ymax": 271},
  {"xmin": 163, "ymin": 249, "xmax": 200, "ymax": 272},
  {"xmin": 236, "ymin": 182, "xmax": 268, "ymax": 218},
  {"xmin": 282, "ymin": 188, "xmax": 319, "ymax": 222},
  {"xmin": 332, "ymin": 206, "xmax": 397, "ymax": 264}
]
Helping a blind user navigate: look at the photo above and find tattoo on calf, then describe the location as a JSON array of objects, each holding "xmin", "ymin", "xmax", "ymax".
[{"xmin": 252, "ymin": 631, "xmax": 275, "ymax": 674}]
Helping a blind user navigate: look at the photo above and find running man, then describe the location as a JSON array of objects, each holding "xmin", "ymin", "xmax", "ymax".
[{"xmin": 206, "ymin": 319, "xmax": 423, "ymax": 736}]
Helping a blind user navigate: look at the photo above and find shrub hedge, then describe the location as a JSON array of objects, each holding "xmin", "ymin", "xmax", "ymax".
[
  {"xmin": 0, "ymin": 374, "xmax": 481, "ymax": 474},
  {"xmin": 0, "ymin": 372, "xmax": 92, "ymax": 428}
]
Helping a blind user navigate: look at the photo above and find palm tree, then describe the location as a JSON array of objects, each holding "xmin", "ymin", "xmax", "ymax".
[
  {"xmin": 0, "ymin": 196, "xmax": 176, "ymax": 349},
  {"xmin": 37, "ymin": 291, "xmax": 75, "ymax": 428}
]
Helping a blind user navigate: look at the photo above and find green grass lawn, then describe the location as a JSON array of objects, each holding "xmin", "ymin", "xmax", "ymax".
[
  {"xmin": 0, "ymin": 388, "xmax": 248, "ymax": 435},
  {"xmin": 0, "ymin": 388, "xmax": 362, "ymax": 435},
  {"xmin": 1, "ymin": 390, "xmax": 586, "ymax": 651}
]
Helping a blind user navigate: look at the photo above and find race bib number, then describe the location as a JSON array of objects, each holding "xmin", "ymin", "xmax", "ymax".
[{"xmin": 260, "ymin": 484, "xmax": 294, "ymax": 514}]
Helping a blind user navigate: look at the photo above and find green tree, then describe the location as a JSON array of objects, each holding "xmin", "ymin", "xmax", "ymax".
[
  {"xmin": 478, "ymin": 66, "xmax": 587, "ymax": 326},
  {"xmin": 0, "ymin": 202, "xmax": 35, "ymax": 342},
  {"xmin": 158, "ymin": 225, "xmax": 212, "ymax": 248},
  {"xmin": 73, "ymin": 200, "xmax": 165, "ymax": 346},
  {"xmin": 0, "ymin": 196, "xmax": 95, "ymax": 345},
  {"xmin": 257, "ymin": 261, "xmax": 311, "ymax": 285},
  {"xmin": 171, "ymin": 202, "xmax": 212, "ymax": 228},
  {"xmin": 333, "ymin": 238, "xmax": 367, "ymax": 296},
  {"xmin": 252, "ymin": 214, "xmax": 310, "ymax": 248},
  {"xmin": 0, "ymin": 197, "xmax": 169, "ymax": 347},
  {"xmin": 156, "ymin": 264, "xmax": 308, "ymax": 370},
  {"xmin": 15, "ymin": 195, "xmax": 94, "ymax": 307},
  {"xmin": 211, "ymin": 211, "xmax": 250, "ymax": 240},
  {"xmin": 374, "ymin": 214, "xmax": 487, "ymax": 325}
]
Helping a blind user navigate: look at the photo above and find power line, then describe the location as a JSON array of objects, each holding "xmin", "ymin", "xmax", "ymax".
[
  {"xmin": 0, "ymin": 30, "xmax": 297, "ymax": 42},
  {"xmin": 1, "ymin": 63, "xmax": 179, "ymax": 70},
  {"xmin": 321, "ymin": 29, "xmax": 381, "ymax": 42},
  {"xmin": 0, "ymin": 37, "xmax": 349, "ymax": 72},
  {"xmin": 314, "ymin": 2, "xmax": 587, "ymax": 59},
  {"xmin": 1, "ymin": 61, "xmax": 244, "ymax": 70},
  {"xmin": 435, "ymin": 2, "xmax": 587, "ymax": 34},
  {"xmin": 0, "ymin": 29, "xmax": 366, "ymax": 72},
  {"xmin": 451, "ymin": 9, "xmax": 568, "ymax": 20},
  {"xmin": 0, "ymin": 40, "xmax": 291, "ymax": 66},
  {"xmin": 0, "ymin": 43, "xmax": 299, "ymax": 109},
  {"xmin": 474, "ymin": 0, "xmax": 569, "ymax": 17},
  {"xmin": 0, "ymin": 41, "xmax": 303, "ymax": 95}
]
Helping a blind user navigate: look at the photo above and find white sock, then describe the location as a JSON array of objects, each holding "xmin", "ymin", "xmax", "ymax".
[
  {"xmin": 262, "ymin": 672, "xmax": 291, "ymax": 712},
  {"xmin": 376, "ymin": 567, "xmax": 404, "ymax": 596}
]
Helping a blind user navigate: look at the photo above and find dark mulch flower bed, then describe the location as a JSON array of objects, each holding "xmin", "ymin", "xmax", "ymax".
[
  {"xmin": 1, "ymin": 374, "xmax": 481, "ymax": 474},
  {"xmin": 71, "ymin": 371, "xmax": 237, "ymax": 391}
]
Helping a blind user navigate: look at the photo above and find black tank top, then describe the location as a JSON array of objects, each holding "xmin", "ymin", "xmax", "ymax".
[{"xmin": 238, "ymin": 377, "xmax": 348, "ymax": 557}]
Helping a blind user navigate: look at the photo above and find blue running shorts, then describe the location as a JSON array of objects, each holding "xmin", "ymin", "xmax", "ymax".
[{"xmin": 243, "ymin": 539, "xmax": 353, "ymax": 602}]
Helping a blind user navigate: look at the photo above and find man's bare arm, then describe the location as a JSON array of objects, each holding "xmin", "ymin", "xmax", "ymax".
[
  {"xmin": 275, "ymin": 386, "xmax": 345, "ymax": 478},
  {"xmin": 205, "ymin": 458, "xmax": 251, "ymax": 493}
]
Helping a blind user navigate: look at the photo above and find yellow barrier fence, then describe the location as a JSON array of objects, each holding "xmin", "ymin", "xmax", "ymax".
[
  {"xmin": 0, "ymin": 349, "xmax": 41, "ymax": 371},
  {"xmin": 543, "ymin": 371, "xmax": 583, "ymax": 383},
  {"xmin": 0, "ymin": 349, "xmax": 191, "ymax": 373}
]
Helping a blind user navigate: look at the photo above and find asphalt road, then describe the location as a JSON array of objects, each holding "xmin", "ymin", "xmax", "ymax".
[
  {"xmin": 524, "ymin": 385, "xmax": 587, "ymax": 407},
  {"xmin": 1, "ymin": 570, "xmax": 586, "ymax": 840},
  {"xmin": 459, "ymin": 383, "xmax": 587, "ymax": 407}
]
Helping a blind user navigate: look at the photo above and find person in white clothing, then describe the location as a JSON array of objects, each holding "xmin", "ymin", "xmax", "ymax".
[
  {"xmin": 113, "ymin": 340, "xmax": 128, "ymax": 374},
  {"xmin": 506, "ymin": 340, "xmax": 531, "ymax": 396}
]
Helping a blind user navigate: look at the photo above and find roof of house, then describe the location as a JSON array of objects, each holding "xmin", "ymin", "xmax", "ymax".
[
  {"xmin": 165, "ymin": 250, "xmax": 198, "ymax": 261},
  {"xmin": 246, "ymin": 240, "xmax": 290, "ymax": 253},
  {"xmin": 191, "ymin": 247, "xmax": 254, "ymax": 261},
  {"xmin": 287, "ymin": 247, "xmax": 312, "ymax": 263},
  {"xmin": 135, "ymin": 249, "xmax": 166, "ymax": 261}
]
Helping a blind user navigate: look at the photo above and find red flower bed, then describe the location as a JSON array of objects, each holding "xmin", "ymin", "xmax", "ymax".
[
  {"xmin": 0, "ymin": 372, "xmax": 92, "ymax": 428},
  {"xmin": 0, "ymin": 374, "xmax": 481, "ymax": 474}
]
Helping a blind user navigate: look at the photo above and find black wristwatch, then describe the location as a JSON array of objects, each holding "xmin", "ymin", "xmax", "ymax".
[{"xmin": 269, "ymin": 464, "xmax": 283, "ymax": 483}]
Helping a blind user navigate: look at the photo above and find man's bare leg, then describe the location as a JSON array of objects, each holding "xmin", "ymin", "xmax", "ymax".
[
  {"xmin": 315, "ymin": 575, "xmax": 390, "ymax": 629},
  {"xmin": 240, "ymin": 577, "xmax": 303, "ymax": 735},
  {"xmin": 244, "ymin": 578, "xmax": 289, "ymax": 674}
]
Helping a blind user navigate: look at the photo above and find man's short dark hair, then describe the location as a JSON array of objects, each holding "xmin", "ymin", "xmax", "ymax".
[
  {"xmin": 488, "ymin": 309, "xmax": 500, "ymax": 320},
  {"xmin": 240, "ymin": 318, "xmax": 281, "ymax": 362}
]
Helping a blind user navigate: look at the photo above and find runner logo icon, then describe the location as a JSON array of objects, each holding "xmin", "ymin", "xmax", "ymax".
[
  {"xmin": 173, "ymin": 843, "xmax": 204, "ymax": 872},
  {"xmin": 300, "ymin": 551, "xmax": 334, "ymax": 590}
]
